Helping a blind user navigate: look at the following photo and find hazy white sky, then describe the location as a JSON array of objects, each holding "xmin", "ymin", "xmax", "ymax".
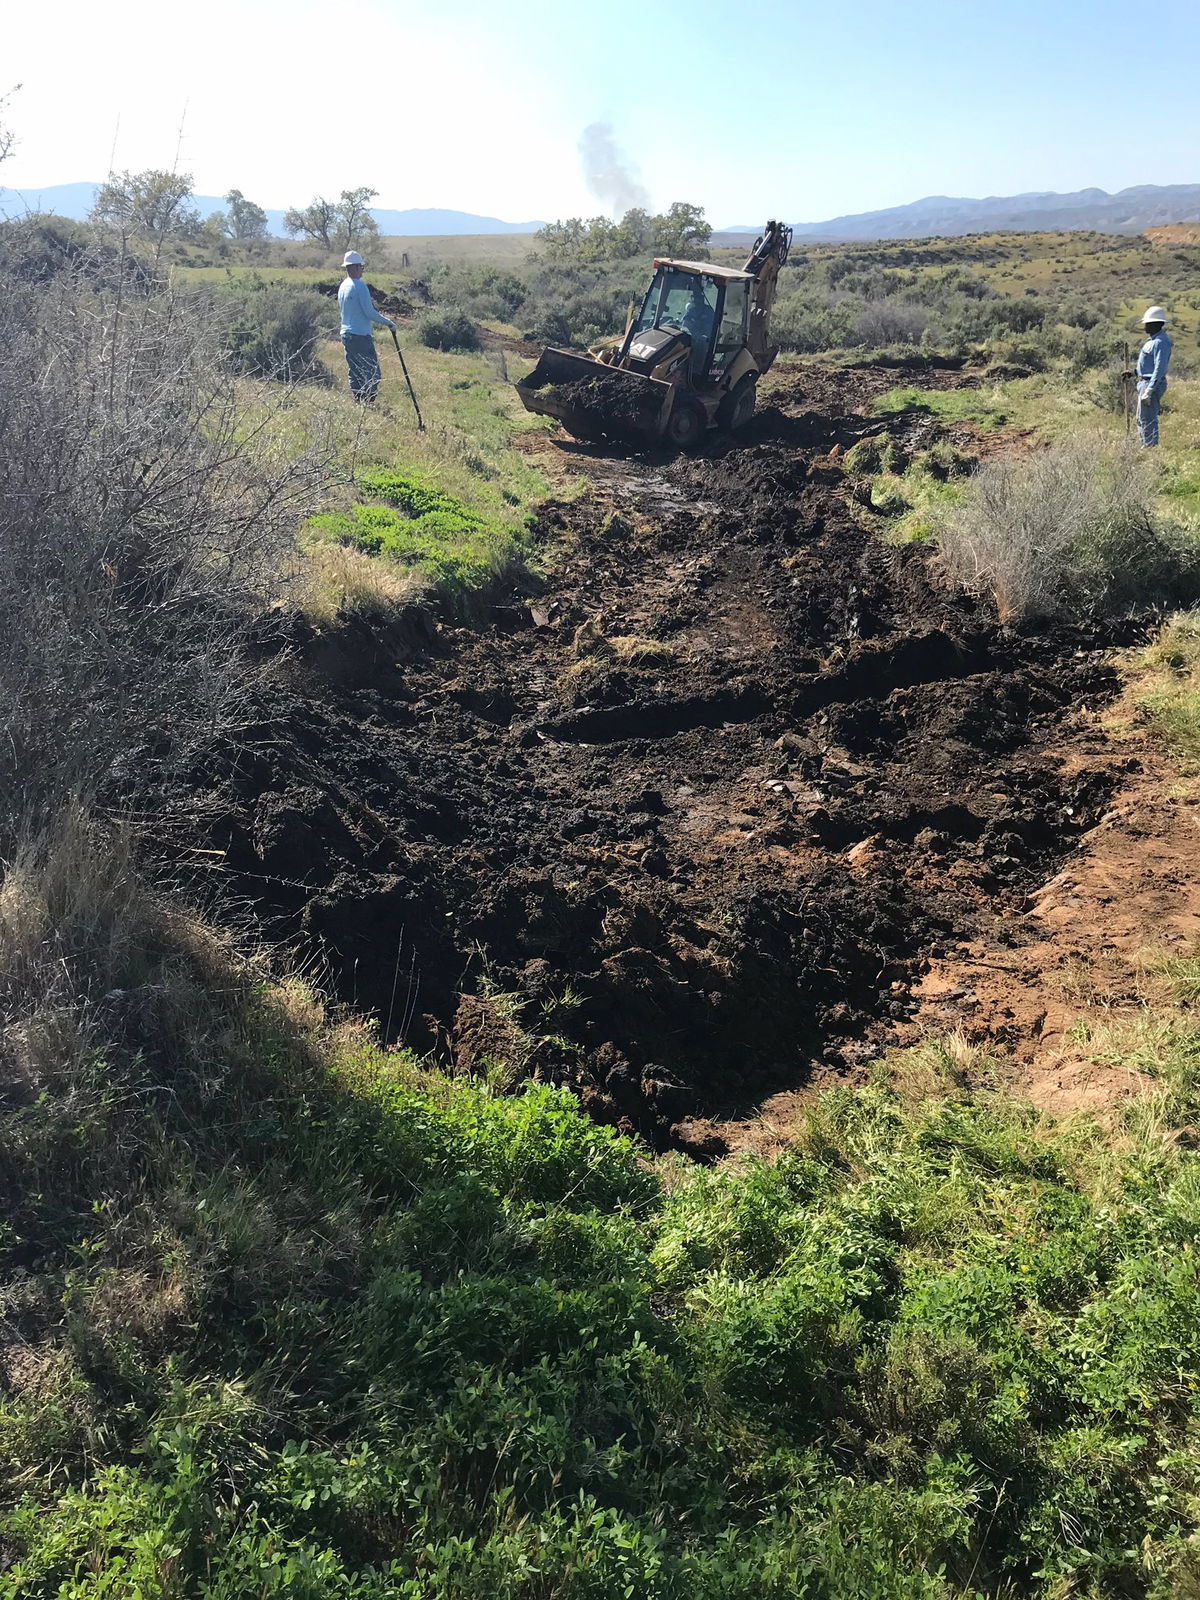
[{"xmin": 5, "ymin": 0, "xmax": 1200, "ymax": 225}]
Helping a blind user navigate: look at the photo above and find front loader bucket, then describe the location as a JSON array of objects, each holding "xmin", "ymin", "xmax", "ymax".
[{"xmin": 516, "ymin": 347, "xmax": 675, "ymax": 442}]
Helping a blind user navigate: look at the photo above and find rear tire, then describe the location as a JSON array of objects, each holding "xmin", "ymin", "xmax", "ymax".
[
  {"xmin": 665, "ymin": 399, "xmax": 706, "ymax": 450},
  {"xmin": 719, "ymin": 374, "xmax": 757, "ymax": 433}
]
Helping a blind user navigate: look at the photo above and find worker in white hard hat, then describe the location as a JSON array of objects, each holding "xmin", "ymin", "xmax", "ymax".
[
  {"xmin": 337, "ymin": 250, "xmax": 396, "ymax": 403},
  {"xmin": 1135, "ymin": 306, "xmax": 1172, "ymax": 448}
]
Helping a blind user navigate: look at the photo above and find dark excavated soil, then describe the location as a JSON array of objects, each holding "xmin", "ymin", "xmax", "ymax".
[
  {"xmin": 162, "ymin": 364, "xmax": 1128, "ymax": 1155},
  {"xmin": 531, "ymin": 371, "xmax": 666, "ymax": 437}
]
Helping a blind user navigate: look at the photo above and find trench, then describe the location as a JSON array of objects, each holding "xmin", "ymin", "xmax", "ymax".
[{"xmin": 182, "ymin": 364, "xmax": 1129, "ymax": 1156}]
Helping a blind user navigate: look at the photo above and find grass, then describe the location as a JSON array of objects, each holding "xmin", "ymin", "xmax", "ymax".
[
  {"xmin": 262, "ymin": 325, "xmax": 561, "ymax": 619},
  {"xmin": 872, "ymin": 384, "xmax": 1012, "ymax": 430},
  {"xmin": 1126, "ymin": 611, "xmax": 1200, "ymax": 769},
  {"xmin": 844, "ymin": 435, "xmax": 973, "ymax": 543},
  {"xmin": 309, "ymin": 467, "xmax": 532, "ymax": 613},
  {"xmin": 10, "ymin": 819, "xmax": 1200, "ymax": 1595},
  {"xmin": 173, "ymin": 263, "xmax": 341, "ymax": 287}
]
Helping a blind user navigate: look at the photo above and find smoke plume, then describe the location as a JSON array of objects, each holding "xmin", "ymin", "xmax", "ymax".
[{"xmin": 578, "ymin": 121, "xmax": 649, "ymax": 216}]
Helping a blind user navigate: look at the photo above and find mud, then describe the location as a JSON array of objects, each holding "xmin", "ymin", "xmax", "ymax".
[{"xmin": 169, "ymin": 363, "xmax": 1131, "ymax": 1155}]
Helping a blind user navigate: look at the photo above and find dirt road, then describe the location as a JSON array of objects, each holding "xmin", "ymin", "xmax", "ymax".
[{"xmin": 185, "ymin": 362, "xmax": 1142, "ymax": 1153}]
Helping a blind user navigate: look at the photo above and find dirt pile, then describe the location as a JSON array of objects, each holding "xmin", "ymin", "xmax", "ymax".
[
  {"xmin": 169, "ymin": 365, "xmax": 1129, "ymax": 1154},
  {"xmin": 533, "ymin": 369, "xmax": 667, "ymax": 437}
]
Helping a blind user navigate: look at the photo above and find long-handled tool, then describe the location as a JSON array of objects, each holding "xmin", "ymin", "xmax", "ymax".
[
  {"xmin": 389, "ymin": 327, "xmax": 425, "ymax": 431},
  {"xmin": 1122, "ymin": 341, "xmax": 1132, "ymax": 435}
]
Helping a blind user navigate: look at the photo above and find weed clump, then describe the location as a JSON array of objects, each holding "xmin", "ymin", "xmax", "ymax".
[{"xmin": 934, "ymin": 438, "xmax": 1200, "ymax": 621}]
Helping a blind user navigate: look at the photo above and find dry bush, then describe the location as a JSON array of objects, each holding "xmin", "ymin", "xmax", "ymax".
[
  {"xmin": 298, "ymin": 541, "xmax": 426, "ymax": 625},
  {"xmin": 0, "ymin": 231, "xmax": 333, "ymax": 846},
  {"xmin": 0, "ymin": 807, "xmax": 236, "ymax": 1112},
  {"xmin": 934, "ymin": 438, "xmax": 1200, "ymax": 622}
]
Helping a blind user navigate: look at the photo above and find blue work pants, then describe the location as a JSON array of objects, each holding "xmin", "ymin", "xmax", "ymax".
[
  {"xmin": 1137, "ymin": 382, "xmax": 1163, "ymax": 448},
  {"xmin": 343, "ymin": 333, "xmax": 382, "ymax": 402}
]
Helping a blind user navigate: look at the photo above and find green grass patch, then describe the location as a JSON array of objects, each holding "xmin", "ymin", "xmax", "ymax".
[
  {"xmin": 10, "ymin": 822, "xmax": 1200, "ymax": 1599},
  {"xmin": 1131, "ymin": 611, "xmax": 1200, "ymax": 768},
  {"xmin": 278, "ymin": 329, "xmax": 563, "ymax": 621},
  {"xmin": 845, "ymin": 436, "xmax": 970, "ymax": 542},
  {"xmin": 309, "ymin": 467, "xmax": 532, "ymax": 612},
  {"xmin": 174, "ymin": 264, "xmax": 342, "ymax": 288},
  {"xmin": 872, "ymin": 384, "xmax": 1011, "ymax": 430}
]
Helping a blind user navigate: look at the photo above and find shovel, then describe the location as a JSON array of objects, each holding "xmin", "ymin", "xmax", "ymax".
[{"xmin": 389, "ymin": 327, "xmax": 425, "ymax": 432}]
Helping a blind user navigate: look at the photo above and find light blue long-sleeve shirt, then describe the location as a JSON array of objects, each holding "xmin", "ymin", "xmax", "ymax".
[
  {"xmin": 1137, "ymin": 330, "xmax": 1171, "ymax": 392},
  {"xmin": 338, "ymin": 275, "xmax": 392, "ymax": 337}
]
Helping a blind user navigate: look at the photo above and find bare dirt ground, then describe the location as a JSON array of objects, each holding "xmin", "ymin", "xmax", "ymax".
[{"xmin": 166, "ymin": 359, "xmax": 1195, "ymax": 1155}]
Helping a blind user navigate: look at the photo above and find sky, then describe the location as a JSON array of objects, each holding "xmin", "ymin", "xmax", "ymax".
[{"xmin": 4, "ymin": 0, "xmax": 1200, "ymax": 226}]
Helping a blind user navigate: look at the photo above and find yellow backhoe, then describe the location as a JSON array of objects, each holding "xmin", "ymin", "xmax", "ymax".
[{"xmin": 516, "ymin": 219, "xmax": 792, "ymax": 448}]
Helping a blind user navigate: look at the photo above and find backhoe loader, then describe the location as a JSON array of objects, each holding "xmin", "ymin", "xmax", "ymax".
[{"xmin": 516, "ymin": 219, "xmax": 792, "ymax": 447}]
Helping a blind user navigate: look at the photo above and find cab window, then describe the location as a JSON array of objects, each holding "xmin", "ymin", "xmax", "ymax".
[
  {"xmin": 715, "ymin": 280, "xmax": 749, "ymax": 352},
  {"xmin": 633, "ymin": 269, "xmax": 717, "ymax": 335}
]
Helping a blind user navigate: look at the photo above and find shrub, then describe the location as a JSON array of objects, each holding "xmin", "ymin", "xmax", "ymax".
[
  {"xmin": 217, "ymin": 280, "xmax": 337, "ymax": 383},
  {"xmin": 0, "ymin": 257, "xmax": 330, "ymax": 846},
  {"xmin": 418, "ymin": 308, "xmax": 479, "ymax": 351},
  {"xmin": 772, "ymin": 294, "xmax": 859, "ymax": 353},
  {"xmin": 934, "ymin": 439, "xmax": 1200, "ymax": 621},
  {"xmin": 854, "ymin": 299, "xmax": 930, "ymax": 347}
]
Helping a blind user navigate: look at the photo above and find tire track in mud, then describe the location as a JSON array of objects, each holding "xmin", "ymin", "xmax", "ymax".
[{"xmin": 187, "ymin": 364, "xmax": 1130, "ymax": 1155}]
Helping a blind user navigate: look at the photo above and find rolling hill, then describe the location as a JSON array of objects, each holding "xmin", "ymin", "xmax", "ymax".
[{"xmin": 719, "ymin": 183, "xmax": 1200, "ymax": 242}]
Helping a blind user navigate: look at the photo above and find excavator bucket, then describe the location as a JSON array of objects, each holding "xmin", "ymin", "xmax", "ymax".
[{"xmin": 516, "ymin": 347, "xmax": 676, "ymax": 442}]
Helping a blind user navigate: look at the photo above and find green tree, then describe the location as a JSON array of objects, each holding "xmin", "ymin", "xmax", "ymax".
[
  {"xmin": 334, "ymin": 186, "xmax": 379, "ymax": 251},
  {"xmin": 536, "ymin": 215, "xmax": 640, "ymax": 264},
  {"xmin": 536, "ymin": 217, "xmax": 588, "ymax": 262},
  {"xmin": 283, "ymin": 196, "xmax": 337, "ymax": 249},
  {"xmin": 651, "ymin": 201, "xmax": 711, "ymax": 256},
  {"xmin": 224, "ymin": 189, "xmax": 269, "ymax": 241},
  {"xmin": 621, "ymin": 206, "xmax": 653, "ymax": 250},
  {"xmin": 285, "ymin": 189, "xmax": 378, "ymax": 252},
  {"xmin": 90, "ymin": 169, "xmax": 201, "ymax": 243}
]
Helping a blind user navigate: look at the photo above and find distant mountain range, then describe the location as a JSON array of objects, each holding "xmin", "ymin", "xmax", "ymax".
[
  {"xmin": 719, "ymin": 184, "xmax": 1200, "ymax": 243},
  {"xmin": 0, "ymin": 182, "xmax": 545, "ymax": 236},
  {"xmin": 8, "ymin": 180, "xmax": 1200, "ymax": 244}
]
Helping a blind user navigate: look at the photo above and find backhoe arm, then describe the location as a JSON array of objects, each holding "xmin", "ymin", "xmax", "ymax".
[{"xmin": 743, "ymin": 219, "xmax": 792, "ymax": 373}]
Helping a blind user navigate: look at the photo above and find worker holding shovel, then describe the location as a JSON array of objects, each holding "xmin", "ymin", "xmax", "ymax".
[
  {"xmin": 1133, "ymin": 306, "xmax": 1172, "ymax": 448},
  {"xmin": 338, "ymin": 250, "xmax": 395, "ymax": 403}
]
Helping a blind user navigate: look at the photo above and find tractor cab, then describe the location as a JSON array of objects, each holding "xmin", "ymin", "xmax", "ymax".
[{"xmin": 622, "ymin": 261, "xmax": 754, "ymax": 390}]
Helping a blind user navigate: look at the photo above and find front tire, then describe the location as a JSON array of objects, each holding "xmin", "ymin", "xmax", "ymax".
[
  {"xmin": 719, "ymin": 374, "xmax": 757, "ymax": 433},
  {"xmin": 665, "ymin": 399, "xmax": 706, "ymax": 450}
]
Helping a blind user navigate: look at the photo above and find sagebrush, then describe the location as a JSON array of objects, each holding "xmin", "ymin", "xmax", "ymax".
[{"xmin": 934, "ymin": 438, "xmax": 1200, "ymax": 620}]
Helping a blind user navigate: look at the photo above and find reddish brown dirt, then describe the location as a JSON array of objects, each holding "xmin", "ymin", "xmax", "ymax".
[
  {"xmin": 167, "ymin": 362, "xmax": 1157, "ymax": 1154},
  {"xmin": 898, "ymin": 745, "xmax": 1200, "ymax": 1115}
]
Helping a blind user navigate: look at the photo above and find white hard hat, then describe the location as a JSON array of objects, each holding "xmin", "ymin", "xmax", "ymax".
[
  {"xmin": 343, "ymin": 250, "xmax": 364, "ymax": 267},
  {"xmin": 1142, "ymin": 305, "xmax": 1168, "ymax": 324}
]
